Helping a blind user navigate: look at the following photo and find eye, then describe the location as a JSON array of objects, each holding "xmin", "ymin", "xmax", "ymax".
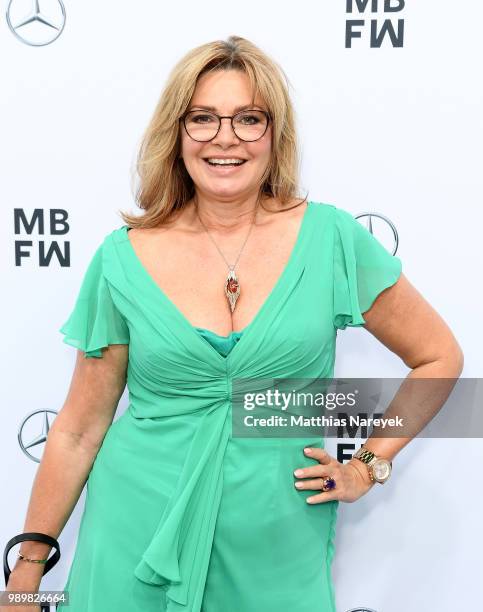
[
  {"xmin": 237, "ymin": 113, "xmax": 261, "ymax": 125},
  {"xmin": 187, "ymin": 112, "xmax": 217, "ymax": 124}
]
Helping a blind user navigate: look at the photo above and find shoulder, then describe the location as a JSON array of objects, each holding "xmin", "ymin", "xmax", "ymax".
[
  {"xmin": 310, "ymin": 202, "xmax": 353, "ymax": 219},
  {"xmin": 104, "ymin": 225, "xmax": 129, "ymax": 245},
  {"xmin": 308, "ymin": 203, "xmax": 366, "ymax": 248},
  {"xmin": 95, "ymin": 226, "xmax": 131, "ymax": 261},
  {"xmin": 318, "ymin": 204, "xmax": 363, "ymax": 234},
  {"xmin": 84, "ymin": 226, "xmax": 128, "ymax": 256},
  {"xmin": 308, "ymin": 200, "xmax": 345, "ymax": 226},
  {"xmin": 300, "ymin": 200, "xmax": 363, "ymax": 228},
  {"xmin": 308, "ymin": 200, "xmax": 338, "ymax": 216},
  {"xmin": 84, "ymin": 226, "xmax": 129, "ymax": 275}
]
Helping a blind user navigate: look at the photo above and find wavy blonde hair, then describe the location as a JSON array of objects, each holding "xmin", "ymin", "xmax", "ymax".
[{"xmin": 120, "ymin": 35, "xmax": 307, "ymax": 229}]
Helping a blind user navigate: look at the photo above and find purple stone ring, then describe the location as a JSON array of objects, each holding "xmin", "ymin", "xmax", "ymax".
[{"xmin": 321, "ymin": 477, "xmax": 336, "ymax": 492}]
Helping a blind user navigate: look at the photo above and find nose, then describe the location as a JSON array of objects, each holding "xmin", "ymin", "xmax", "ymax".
[{"xmin": 211, "ymin": 117, "xmax": 239, "ymax": 146}]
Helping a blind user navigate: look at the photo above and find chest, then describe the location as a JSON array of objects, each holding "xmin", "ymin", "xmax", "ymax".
[
  {"xmin": 127, "ymin": 218, "xmax": 304, "ymax": 336},
  {"xmin": 109, "ymin": 202, "xmax": 338, "ymax": 378}
]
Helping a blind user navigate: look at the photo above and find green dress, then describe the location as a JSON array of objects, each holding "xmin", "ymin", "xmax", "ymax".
[{"xmin": 57, "ymin": 201, "xmax": 402, "ymax": 612}]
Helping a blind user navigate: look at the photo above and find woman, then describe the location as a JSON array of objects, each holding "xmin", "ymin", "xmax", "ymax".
[{"xmin": 5, "ymin": 36, "xmax": 463, "ymax": 612}]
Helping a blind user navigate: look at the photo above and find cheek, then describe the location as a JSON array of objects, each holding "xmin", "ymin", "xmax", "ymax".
[
  {"xmin": 180, "ymin": 134, "xmax": 203, "ymax": 160},
  {"xmin": 246, "ymin": 134, "xmax": 272, "ymax": 164}
]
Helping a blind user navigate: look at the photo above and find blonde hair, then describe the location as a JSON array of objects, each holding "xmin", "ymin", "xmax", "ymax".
[{"xmin": 120, "ymin": 35, "xmax": 307, "ymax": 229}]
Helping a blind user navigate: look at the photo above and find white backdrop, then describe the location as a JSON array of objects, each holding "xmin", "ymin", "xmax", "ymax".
[{"xmin": 2, "ymin": 1, "xmax": 482, "ymax": 611}]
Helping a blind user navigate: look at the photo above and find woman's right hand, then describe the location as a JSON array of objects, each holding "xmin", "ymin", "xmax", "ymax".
[{"xmin": 1, "ymin": 565, "xmax": 43, "ymax": 612}]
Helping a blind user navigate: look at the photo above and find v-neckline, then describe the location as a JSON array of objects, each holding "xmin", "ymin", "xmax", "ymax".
[{"xmin": 122, "ymin": 201, "xmax": 314, "ymax": 365}]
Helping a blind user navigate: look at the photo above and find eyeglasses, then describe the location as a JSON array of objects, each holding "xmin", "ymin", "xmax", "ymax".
[{"xmin": 180, "ymin": 109, "xmax": 271, "ymax": 142}]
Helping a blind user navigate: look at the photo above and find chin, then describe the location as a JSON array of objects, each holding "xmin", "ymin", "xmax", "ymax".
[
  {"xmin": 198, "ymin": 179, "xmax": 251, "ymax": 199},
  {"xmin": 207, "ymin": 186, "xmax": 246, "ymax": 199}
]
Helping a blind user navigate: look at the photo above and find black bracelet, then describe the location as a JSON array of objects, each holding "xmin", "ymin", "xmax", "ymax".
[{"xmin": 3, "ymin": 532, "xmax": 61, "ymax": 585}]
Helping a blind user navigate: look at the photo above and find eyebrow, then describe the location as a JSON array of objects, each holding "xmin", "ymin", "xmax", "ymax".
[{"xmin": 187, "ymin": 104, "xmax": 265, "ymax": 113}]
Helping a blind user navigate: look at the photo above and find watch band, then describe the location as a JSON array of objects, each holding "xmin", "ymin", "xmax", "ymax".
[{"xmin": 353, "ymin": 447, "xmax": 376, "ymax": 465}]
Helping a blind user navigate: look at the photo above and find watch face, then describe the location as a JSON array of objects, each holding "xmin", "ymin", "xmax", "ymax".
[{"xmin": 372, "ymin": 458, "xmax": 391, "ymax": 482}]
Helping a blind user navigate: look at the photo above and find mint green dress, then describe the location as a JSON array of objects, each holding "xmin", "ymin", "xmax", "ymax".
[{"xmin": 57, "ymin": 202, "xmax": 402, "ymax": 612}]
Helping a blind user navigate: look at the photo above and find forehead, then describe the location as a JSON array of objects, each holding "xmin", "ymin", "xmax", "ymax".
[{"xmin": 189, "ymin": 69, "xmax": 266, "ymax": 111}]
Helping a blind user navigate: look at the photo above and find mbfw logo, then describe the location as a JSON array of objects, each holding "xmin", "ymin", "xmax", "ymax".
[
  {"xmin": 6, "ymin": 0, "xmax": 66, "ymax": 47},
  {"xmin": 14, "ymin": 209, "xmax": 70, "ymax": 267},
  {"xmin": 18, "ymin": 409, "xmax": 58, "ymax": 463},
  {"xmin": 345, "ymin": 0, "xmax": 405, "ymax": 48}
]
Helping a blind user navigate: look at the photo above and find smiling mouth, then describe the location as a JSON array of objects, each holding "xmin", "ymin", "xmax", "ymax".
[{"xmin": 203, "ymin": 159, "xmax": 247, "ymax": 167}]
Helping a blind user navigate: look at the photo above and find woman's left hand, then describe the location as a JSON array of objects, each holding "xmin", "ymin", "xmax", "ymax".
[{"xmin": 293, "ymin": 446, "xmax": 375, "ymax": 504}]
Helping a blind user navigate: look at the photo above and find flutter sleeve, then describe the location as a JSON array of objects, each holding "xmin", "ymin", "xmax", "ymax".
[
  {"xmin": 59, "ymin": 241, "xmax": 130, "ymax": 357},
  {"xmin": 333, "ymin": 207, "xmax": 402, "ymax": 330}
]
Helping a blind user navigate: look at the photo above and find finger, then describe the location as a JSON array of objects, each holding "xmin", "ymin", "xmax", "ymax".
[
  {"xmin": 306, "ymin": 490, "xmax": 339, "ymax": 504},
  {"xmin": 293, "ymin": 464, "xmax": 331, "ymax": 479},
  {"xmin": 293, "ymin": 463, "xmax": 338, "ymax": 478},
  {"xmin": 294, "ymin": 477, "xmax": 329, "ymax": 491},
  {"xmin": 304, "ymin": 446, "xmax": 332, "ymax": 465},
  {"xmin": 293, "ymin": 448, "xmax": 335, "ymax": 478}
]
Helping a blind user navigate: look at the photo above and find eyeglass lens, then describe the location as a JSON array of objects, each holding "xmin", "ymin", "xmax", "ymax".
[{"xmin": 184, "ymin": 110, "xmax": 268, "ymax": 142}]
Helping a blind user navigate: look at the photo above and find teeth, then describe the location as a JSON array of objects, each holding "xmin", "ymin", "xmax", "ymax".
[{"xmin": 207, "ymin": 158, "xmax": 245, "ymax": 165}]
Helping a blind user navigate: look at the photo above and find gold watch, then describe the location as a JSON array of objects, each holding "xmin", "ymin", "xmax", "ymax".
[{"xmin": 352, "ymin": 445, "xmax": 392, "ymax": 484}]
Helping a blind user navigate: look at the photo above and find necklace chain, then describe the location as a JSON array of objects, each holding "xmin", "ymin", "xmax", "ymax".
[
  {"xmin": 194, "ymin": 194, "xmax": 260, "ymax": 271},
  {"xmin": 193, "ymin": 193, "xmax": 261, "ymax": 312}
]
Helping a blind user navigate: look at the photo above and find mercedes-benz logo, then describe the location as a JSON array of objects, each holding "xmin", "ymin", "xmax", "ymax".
[
  {"xmin": 18, "ymin": 409, "xmax": 58, "ymax": 463},
  {"xmin": 6, "ymin": 0, "xmax": 66, "ymax": 47},
  {"xmin": 355, "ymin": 211, "xmax": 399, "ymax": 256}
]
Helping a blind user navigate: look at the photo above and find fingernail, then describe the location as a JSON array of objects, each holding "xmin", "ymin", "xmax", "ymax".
[
  {"xmin": 294, "ymin": 469, "xmax": 304, "ymax": 477},
  {"xmin": 294, "ymin": 481, "xmax": 303, "ymax": 488},
  {"xmin": 304, "ymin": 447, "xmax": 312, "ymax": 454},
  {"xmin": 306, "ymin": 497, "xmax": 313, "ymax": 503}
]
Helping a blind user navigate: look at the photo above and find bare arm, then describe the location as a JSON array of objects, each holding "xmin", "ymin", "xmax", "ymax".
[
  {"xmin": 6, "ymin": 344, "xmax": 128, "ymax": 590},
  {"xmin": 347, "ymin": 272, "xmax": 464, "ymax": 481},
  {"xmin": 362, "ymin": 273, "xmax": 464, "ymax": 376},
  {"xmin": 294, "ymin": 272, "xmax": 465, "ymax": 503}
]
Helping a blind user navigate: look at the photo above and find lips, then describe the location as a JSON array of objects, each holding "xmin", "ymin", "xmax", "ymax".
[
  {"xmin": 204, "ymin": 157, "xmax": 247, "ymax": 164},
  {"xmin": 203, "ymin": 158, "xmax": 247, "ymax": 168}
]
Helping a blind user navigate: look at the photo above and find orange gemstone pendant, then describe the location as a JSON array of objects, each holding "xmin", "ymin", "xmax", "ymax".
[{"xmin": 225, "ymin": 267, "xmax": 240, "ymax": 313}]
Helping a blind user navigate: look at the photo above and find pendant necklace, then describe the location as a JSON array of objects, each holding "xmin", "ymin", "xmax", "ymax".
[{"xmin": 194, "ymin": 194, "xmax": 260, "ymax": 313}]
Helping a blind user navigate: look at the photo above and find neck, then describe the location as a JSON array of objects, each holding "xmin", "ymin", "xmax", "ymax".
[{"xmin": 191, "ymin": 192, "xmax": 264, "ymax": 234}]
